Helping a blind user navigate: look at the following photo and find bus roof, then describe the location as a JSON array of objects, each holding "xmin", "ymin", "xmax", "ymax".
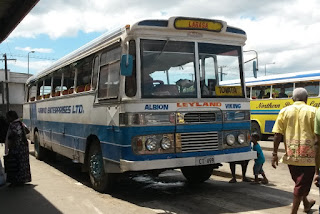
[
  {"xmin": 27, "ymin": 16, "xmax": 247, "ymax": 85},
  {"xmin": 245, "ymin": 70, "xmax": 320, "ymax": 87},
  {"xmin": 27, "ymin": 27, "xmax": 125, "ymax": 84}
]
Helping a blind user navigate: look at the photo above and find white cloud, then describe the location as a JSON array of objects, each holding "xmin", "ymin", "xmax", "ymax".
[
  {"xmin": 8, "ymin": 60, "xmax": 53, "ymax": 74},
  {"xmin": 15, "ymin": 47, "xmax": 53, "ymax": 53},
  {"xmin": 5, "ymin": 0, "xmax": 320, "ymax": 75}
]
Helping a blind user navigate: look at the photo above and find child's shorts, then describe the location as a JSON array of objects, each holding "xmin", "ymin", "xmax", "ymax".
[{"xmin": 253, "ymin": 163, "xmax": 264, "ymax": 175}]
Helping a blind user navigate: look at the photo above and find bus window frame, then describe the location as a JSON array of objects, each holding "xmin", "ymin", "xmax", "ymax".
[
  {"xmin": 91, "ymin": 55, "xmax": 100, "ymax": 91},
  {"xmin": 97, "ymin": 45, "xmax": 122, "ymax": 100},
  {"xmin": 124, "ymin": 39, "xmax": 137, "ymax": 98}
]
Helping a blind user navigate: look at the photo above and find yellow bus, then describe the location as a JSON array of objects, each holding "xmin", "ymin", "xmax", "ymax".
[{"xmin": 246, "ymin": 70, "xmax": 320, "ymax": 140}]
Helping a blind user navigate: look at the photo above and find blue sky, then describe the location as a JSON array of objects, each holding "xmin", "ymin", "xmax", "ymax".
[
  {"xmin": 1, "ymin": 31, "xmax": 101, "ymax": 75},
  {"xmin": 1, "ymin": 0, "xmax": 320, "ymax": 77}
]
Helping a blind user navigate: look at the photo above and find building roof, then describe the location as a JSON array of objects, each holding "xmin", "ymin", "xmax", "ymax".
[{"xmin": 0, "ymin": 0, "xmax": 39, "ymax": 43}]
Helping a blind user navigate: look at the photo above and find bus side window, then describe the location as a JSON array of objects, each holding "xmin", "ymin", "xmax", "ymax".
[
  {"xmin": 246, "ymin": 87, "xmax": 250, "ymax": 98},
  {"xmin": 273, "ymin": 83, "xmax": 293, "ymax": 98},
  {"xmin": 62, "ymin": 66, "xmax": 75, "ymax": 95},
  {"xmin": 28, "ymin": 84, "xmax": 37, "ymax": 102},
  {"xmin": 76, "ymin": 55, "xmax": 93, "ymax": 93},
  {"xmin": 43, "ymin": 77, "xmax": 52, "ymax": 98},
  {"xmin": 52, "ymin": 70, "xmax": 63, "ymax": 97},
  {"xmin": 296, "ymin": 81, "xmax": 319, "ymax": 97},
  {"xmin": 98, "ymin": 46, "xmax": 121, "ymax": 99},
  {"xmin": 252, "ymin": 86, "xmax": 270, "ymax": 99},
  {"xmin": 37, "ymin": 80, "xmax": 44, "ymax": 100}
]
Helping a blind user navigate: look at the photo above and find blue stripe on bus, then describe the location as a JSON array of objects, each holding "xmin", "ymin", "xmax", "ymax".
[
  {"xmin": 251, "ymin": 110, "xmax": 280, "ymax": 115},
  {"xmin": 24, "ymin": 119, "xmax": 251, "ymax": 162},
  {"xmin": 246, "ymin": 72, "xmax": 320, "ymax": 84}
]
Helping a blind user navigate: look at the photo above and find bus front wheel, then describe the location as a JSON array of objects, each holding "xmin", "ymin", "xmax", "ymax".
[
  {"xmin": 251, "ymin": 122, "xmax": 269, "ymax": 141},
  {"xmin": 181, "ymin": 165, "xmax": 213, "ymax": 184},
  {"xmin": 251, "ymin": 122, "xmax": 262, "ymax": 139},
  {"xmin": 88, "ymin": 142, "xmax": 115, "ymax": 193},
  {"xmin": 34, "ymin": 131, "xmax": 45, "ymax": 160}
]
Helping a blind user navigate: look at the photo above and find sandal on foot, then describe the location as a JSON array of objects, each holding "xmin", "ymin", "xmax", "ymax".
[
  {"xmin": 304, "ymin": 199, "xmax": 316, "ymax": 213},
  {"xmin": 229, "ymin": 178, "xmax": 237, "ymax": 183},
  {"xmin": 242, "ymin": 177, "xmax": 251, "ymax": 182}
]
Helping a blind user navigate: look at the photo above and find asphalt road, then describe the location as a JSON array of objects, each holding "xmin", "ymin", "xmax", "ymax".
[{"xmin": 0, "ymin": 141, "xmax": 319, "ymax": 214}]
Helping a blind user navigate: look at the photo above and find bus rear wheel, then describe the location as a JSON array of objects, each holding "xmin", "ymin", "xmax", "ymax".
[
  {"xmin": 181, "ymin": 165, "xmax": 214, "ymax": 184},
  {"xmin": 34, "ymin": 131, "xmax": 45, "ymax": 160},
  {"xmin": 88, "ymin": 142, "xmax": 115, "ymax": 193}
]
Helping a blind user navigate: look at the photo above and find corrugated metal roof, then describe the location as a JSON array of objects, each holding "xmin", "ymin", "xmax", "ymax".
[{"xmin": 0, "ymin": 0, "xmax": 39, "ymax": 43}]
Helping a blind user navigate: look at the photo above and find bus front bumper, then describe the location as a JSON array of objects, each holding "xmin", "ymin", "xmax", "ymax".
[{"xmin": 120, "ymin": 151, "xmax": 257, "ymax": 172}]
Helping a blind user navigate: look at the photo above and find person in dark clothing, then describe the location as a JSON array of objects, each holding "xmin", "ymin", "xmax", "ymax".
[
  {"xmin": 278, "ymin": 88, "xmax": 288, "ymax": 98},
  {"xmin": 228, "ymin": 160, "xmax": 250, "ymax": 183},
  {"xmin": 0, "ymin": 116, "xmax": 8, "ymax": 143},
  {"xmin": 5, "ymin": 111, "xmax": 31, "ymax": 186}
]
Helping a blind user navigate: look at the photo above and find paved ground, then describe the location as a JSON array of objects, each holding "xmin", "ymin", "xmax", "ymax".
[{"xmin": 0, "ymin": 140, "xmax": 319, "ymax": 214}]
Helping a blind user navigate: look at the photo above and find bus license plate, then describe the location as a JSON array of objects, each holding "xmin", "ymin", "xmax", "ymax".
[{"xmin": 195, "ymin": 156, "xmax": 215, "ymax": 165}]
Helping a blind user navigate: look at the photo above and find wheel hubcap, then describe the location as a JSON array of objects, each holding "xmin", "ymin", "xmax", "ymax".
[{"xmin": 90, "ymin": 154, "xmax": 103, "ymax": 179}]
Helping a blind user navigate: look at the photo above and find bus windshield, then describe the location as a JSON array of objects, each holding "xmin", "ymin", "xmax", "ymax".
[{"xmin": 140, "ymin": 39, "xmax": 244, "ymax": 98}]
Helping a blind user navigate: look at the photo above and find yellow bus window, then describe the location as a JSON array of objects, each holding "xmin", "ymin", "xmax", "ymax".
[
  {"xmin": 296, "ymin": 81, "xmax": 319, "ymax": 97},
  {"xmin": 273, "ymin": 83, "xmax": 293, "ymax": 98},
  {"xmin": 252, "ymin": 86, "xmax": 270, "ymax": 99}
]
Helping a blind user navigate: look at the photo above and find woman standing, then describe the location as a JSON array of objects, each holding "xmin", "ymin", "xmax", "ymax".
[
  {"xmin": 5, "ymin": 111, "xmax": 31, "ymax": 186},
  {"xmin": 0, "ymin": 116, "xmax": 8, "ymax": 186}
]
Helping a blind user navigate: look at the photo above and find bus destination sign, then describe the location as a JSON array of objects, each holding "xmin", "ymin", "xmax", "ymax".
[
  {"xmin": 174, "ymin": 18, "xmax": 223, "ymax": 32},
  {"xmin": 216, "ymin": 86, "xmax": 243, "ymax": 96}
]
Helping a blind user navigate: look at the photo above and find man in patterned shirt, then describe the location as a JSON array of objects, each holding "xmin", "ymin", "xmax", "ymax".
[{"xmin": 272, "ymin": 88, "xmax": 316, "ymax": 214}]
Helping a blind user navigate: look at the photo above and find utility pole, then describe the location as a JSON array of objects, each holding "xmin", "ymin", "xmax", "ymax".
[
  {"xmin": 1, "ymin": 82, "xmax": 4, "ymax": 115},
  {"xmin": 1, "ymin": 54, "xmax": 16, "ymax": 113},
  {"xmin": 219, "ymin": 66, "xmax": 227, "ymax": 81}
]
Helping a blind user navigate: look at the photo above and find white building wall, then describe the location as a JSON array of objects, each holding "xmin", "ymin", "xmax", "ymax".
[
  {"xmin": 0, "ymin": 69, "xmax": 31, "ymax": 116},
  {"xmin": 9, "ymin": 82, "xmax": 25, "ymax": 104}
]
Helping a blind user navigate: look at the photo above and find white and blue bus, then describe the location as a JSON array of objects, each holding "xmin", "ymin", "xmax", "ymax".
[{"xmin": 24, "ymin": 16, "xmax": 256, "ymax": 192}]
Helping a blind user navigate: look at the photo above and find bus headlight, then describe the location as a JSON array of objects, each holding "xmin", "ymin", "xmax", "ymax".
[
  {"xmin": 132, "ymin": 134, "xmax": 175, "ymax": 154},
  {"xmin": 238, "ymin": 134, "xmax": 246, "ymax": 144},
  {"xmin": 145, "ymin": 138, "xmax": 157, "ymax": 151},
  {"xmin": 226, "ymin": 134, "xmax": 235, "ymax": 146},
  {"xmin": 160, "ymin": 137, "xmax": 171, "ymax": 150}
]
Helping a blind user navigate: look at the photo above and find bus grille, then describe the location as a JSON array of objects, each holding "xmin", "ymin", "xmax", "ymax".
[
  {"xmin": 179, "ymin": 131, "xmax": 219, "ymax": 152},
  {"xmin": 184, "ymin": 112, "xmax": 216, "ymax": 123}
]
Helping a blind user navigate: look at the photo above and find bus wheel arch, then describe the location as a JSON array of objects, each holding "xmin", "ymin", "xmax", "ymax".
[
  {"xmin": 251, "ymin": 121, "xmax": 262, "ymax": 138},
  {"xmin": 83, "ymin": 135, "xmax": 100, "ymax": 172},
  {"xmin": 86, "ymin": 137, "xmax": 115, "ymax": 193},
  {"xmin": 251, "ymin": 121, "xmax": 269, "ymax": 141}
]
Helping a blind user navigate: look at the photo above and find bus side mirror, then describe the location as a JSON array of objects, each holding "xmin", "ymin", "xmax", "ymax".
[
  {"xmin": 253, "ymin": 60, "xmax": 258, "ymax": 78},
  {"xmin": 120, "ymin": 54, "xmax": 133, "ymax": 76}
]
